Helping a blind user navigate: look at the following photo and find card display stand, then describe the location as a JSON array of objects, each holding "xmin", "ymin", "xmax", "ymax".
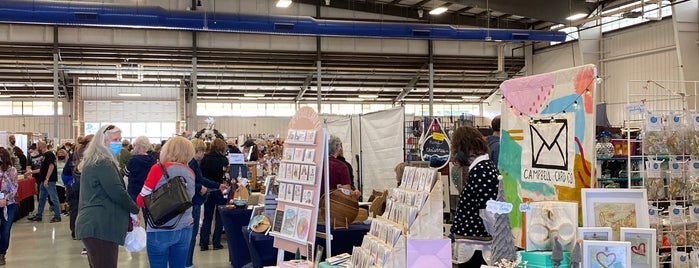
[{"xmin": 349, "ymin": 167, "xmax": 445, "ymax": 268}]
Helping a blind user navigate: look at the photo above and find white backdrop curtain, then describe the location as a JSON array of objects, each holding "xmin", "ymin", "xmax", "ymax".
[{"xmin": 359, "ymin": 107, "xmax": 405, "ymax": 200}]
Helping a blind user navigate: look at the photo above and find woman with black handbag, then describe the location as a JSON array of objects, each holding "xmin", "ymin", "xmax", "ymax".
[
  {"xmin": 75, "ymin": 125, "xmax": 140, "ymax": 268},
  {"xmin": 136, "ymin": 136, "xmax": 195, "ymax": 268}
]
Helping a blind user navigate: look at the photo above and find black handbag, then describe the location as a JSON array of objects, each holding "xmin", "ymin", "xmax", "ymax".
[{"xmin": 144, "ymin": 162, "xmax": 192, "ymax": 229}]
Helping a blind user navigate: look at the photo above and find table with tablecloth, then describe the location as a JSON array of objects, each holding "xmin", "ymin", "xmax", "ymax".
[
  {"xmin": 15, "ymin": 178, "xmax": 36, "ymax": 221},
  {"xmin": 218, "ymin": 206, "xmax": 253, "ymax": 268}
]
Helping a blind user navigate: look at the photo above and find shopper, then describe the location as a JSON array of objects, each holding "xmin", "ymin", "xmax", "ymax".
[
  {"xmin": 449, "ymin": 126, "xmax": 499, "ymax": 266},
  {"xmin": 28, "ymin": 141, "xmax": 61, "ymax": 223},
  {"xmin": 186, "ymin": 138, "xmax": 228, "ymax": 268},
  {"xmin": 198, "ymin": 138, "xmax": 229, "ymax": 251},
  {"xmin": 486, "ymin": 115, "xmax": 501, "ymax": 167},
  {"xmin": 7, "ymin": 135, "xmax": 26, "ymax": 173},
  {"xmin": 75, "ymin": 125, "xmax": 140, "ymax": 268},
  {"xmin": 137, "ymin": 136, "xmax": 195, "ymax": 268},
  {"xmin": 125, "ymin": 136, "xmax": 157, "ymax": 202},
  {"xmin": 69, "ymin": 135, "xmax": 92, "ymax": 243},
  {"xmin": 117, "ymin": 139, "xmax": 132, "ymax": 174},
  {"xmin": 0, "ymin": 148, "xmax": 18, "ymax": 265}
]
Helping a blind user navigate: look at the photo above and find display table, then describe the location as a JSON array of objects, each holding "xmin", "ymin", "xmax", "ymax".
[
  {"xmin": 15, "ymin": 178, "xmax": 36, "ymax": 221},
  {"xmin": 218, "ymin": 206, "xmax": 252, "ymax": 268}
]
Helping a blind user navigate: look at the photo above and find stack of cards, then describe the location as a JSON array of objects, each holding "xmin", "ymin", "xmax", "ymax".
[{"xmin": 399, "ymin": 167, "xmax": 437, "ymax": 192}]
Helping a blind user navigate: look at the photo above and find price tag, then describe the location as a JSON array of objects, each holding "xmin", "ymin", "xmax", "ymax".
[
  {"xmin": 432, "ymin": 132, "xmax": 445, "ymax": 141},
  {"xmin": 486, "ymin": 200, "xmax": 512, "ymax": 214}
]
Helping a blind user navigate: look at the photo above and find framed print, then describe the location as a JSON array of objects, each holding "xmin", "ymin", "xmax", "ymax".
[
  {"xmin": 286, "ymin": 163, "xmax": 294, "ymax": 180},
  {"xmin": 304, "ymin": 149, "xmax": 315, "ymax": 162},
  {"xmin": 296, "ymin": 130, "xmax": 307, "ymax": 143},
  {"xmin": 281, "ymin": 206, "xmax": 299, "ymax": 237},
  {"xmin": 306, "ymin": 130, "xmax": 317, "ymax": 144},
  {"xmin": 294, "ymin": 148, "xmax": 305, "ymax": 162},
  {"xmin": 278, "ymin": 163, "xmax": 287, "ymax": 180},
  {"xmin": 284, "ymin": 148, "xmax": 294, "ymax": 161},
  {"xmin": 302, "ymin": 189, "xmax": 313, "ymax": 204},
  {"xmin": 620, "ymin": 228, "xmax": 657, "ymax": 268},
  {"xmin": 578, "ymin": 227, "xmax": 613, "ymax": 241},
  {"xmin": 286, "ymin": 130, "xmax": 296, "ymax": 142},
  {"xmin": 286, "ymin": 183, "xmax": 295, "ymax": 200},
  {"xmin": 292, "ymin": 164, "xmax": 301, "ymax": 181},
  {"xmin": 278, "ymin": 183, "xmax": 287, "ymax": 200},
  {"xmin": 293, "ymin": 185, "xmax": 303, "ymax": 203},
  {"xmin": 307, "ymin": 166, "xmax": 317, "ymax": 183},
  {"xmin": 583, "ymin": 240, "xmax": 632, "ymax": 268},
  {"xmin": 582, "ymin": 189, "xmax": 649, "ymax": 240},
  {"xmin": 299, "ymin": 165, "xmax": 309, "ymax": 181}
]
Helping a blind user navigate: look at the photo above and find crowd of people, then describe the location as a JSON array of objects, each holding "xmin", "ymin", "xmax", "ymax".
[{"xmin": 0, "ymin": 127, "xmax": 280, "ymax": 268}]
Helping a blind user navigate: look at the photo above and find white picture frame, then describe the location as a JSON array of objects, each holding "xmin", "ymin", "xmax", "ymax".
[
  {"xmin": 582, "ymin": 189, "xmax": 649, "ymax": 240},
  {"xmin": 582, "ymin": 240, "xmax": 632, "ymax": 268},
  {"xmin": 578, "ymin": 227, "xmax": 613, "ymax": 241},
  {"xmin": 620, "ymin": 228, "xmax": 657, "ymax": 268}
]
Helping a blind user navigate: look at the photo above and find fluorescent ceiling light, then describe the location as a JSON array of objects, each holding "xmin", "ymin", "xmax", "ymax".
[
  {"xmin": 358, "ymin": 94, "xmax": 378, "ymax": 99},
  {"xmin": 276, "ymin": 0, "xmax": 292, "ymax": 8},
  {"xmin": 0, "ymin": 95, "xmax": 10, "ymax": 98},
  {"xmin": 347, "ymin": 98, "xmax": 365, "ymax": 102},
  {"xmin": 429, "ymin": 6, "xmax": 449, "ymax": 15},
  {"xmin": 244, "ymin": 93, "xmax": 265, "ymax": 97},
  {"xmin": 118, "ymin": 93, "xmax": 141, "ymax": 97},
  {"xmin": 239, "ymin": 97, "xmax": 258, "ymax": 100},
  {"xmin": 566, "ymin": 13, "xmax": 587, "ymax": 21},
  {"xmin": 462, "ymin": 96, "xmax": 481, "ymax": 99}
]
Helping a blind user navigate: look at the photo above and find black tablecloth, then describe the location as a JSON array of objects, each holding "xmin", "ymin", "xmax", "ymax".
[
  {"xmin": 240, "ymin": 223, "xmax": 370, "ymax": 267},
  {"xmin": 218, "ymin": 206, "xmax": 253, "ymax": 268}
]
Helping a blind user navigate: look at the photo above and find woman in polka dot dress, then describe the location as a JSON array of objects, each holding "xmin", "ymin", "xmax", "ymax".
[{"xmin": 449, "ymin": 126, "xmax": 500, "ymax": 266}]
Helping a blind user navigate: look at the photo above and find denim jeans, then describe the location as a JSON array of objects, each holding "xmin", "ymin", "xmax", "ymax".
[
  {"xmin": 0, "ymin": 204, "xmax": 17, "ymax": 254},
  {"xmin": 36, "ymin": 181, "xmax": 61, "ymax": 218},
  {"xmin": 186, "ymin": 205, "xmax": 202, "ymax": 267},
  {"xmin": 147, "ymin": 226, "xmax": 192, "ymax": 268},
  {"xmin": 199, "ymin": 192, "xmax": 224, "ymax": 248}
]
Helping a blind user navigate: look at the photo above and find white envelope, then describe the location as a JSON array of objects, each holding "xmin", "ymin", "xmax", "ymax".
[{"xmin": 406, "ymin": 239, "xmax": 451, "ymax": 268}]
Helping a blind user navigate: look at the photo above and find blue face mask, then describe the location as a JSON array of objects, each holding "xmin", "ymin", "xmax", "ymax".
[{"xmin": 109, "ymin": 142, "xmax": 122, "ymax": 155}]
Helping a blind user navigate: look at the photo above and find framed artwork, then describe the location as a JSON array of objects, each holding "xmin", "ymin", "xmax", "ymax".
[
  {"xmin": 620, "ymin": 228, "xmax": 657, "ymax": 268},
  {"xmin": 583, "ymin": 240, "xmax": 632, "ymax": 268},
  {"xmin": 582, "ymin": 189, "xmax": 649, "ymax": 240},
  {"xmin": 578, "ymin": 227, "xmax": 613, "ymax": 241}
]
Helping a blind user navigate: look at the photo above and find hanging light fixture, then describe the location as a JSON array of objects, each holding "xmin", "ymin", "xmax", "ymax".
[{"xmin": 276, "ymin": 0, "xmax": 292, "ymax": 8}]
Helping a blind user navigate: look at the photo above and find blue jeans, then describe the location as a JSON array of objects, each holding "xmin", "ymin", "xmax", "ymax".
[
  {"xmin": 0, "ymin": 204, "xmax": 17, "ymax": 254},
  {"xmin": 186, "ymin": 204, "xmax": 201, "ymax": 267},
  {"xmin": 199, "ymin": 192, "xmax": 224, "ymax": 248},
  {"xmin": 36, "ymin": 181, "xmax": 61, "ymax": 218},
  {"xmin": 147, "ymin": 226, "xmax": 192, "ymax": 268}
]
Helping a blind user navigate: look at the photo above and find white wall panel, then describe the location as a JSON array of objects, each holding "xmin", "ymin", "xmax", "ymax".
[
  {"xmin": 433, "ymin": 40, "xmax": 498, "ymax": 56},
  {"xmin": 80, "ymin": 85, "xmax": 179, "ymax": 100},
  {"xmin": 0, "ymin": 24, "xmax": 52, "ymax": 43},
  {"xmin": 601, "ymin": 19, "xmax": 681, "ymax": 126},
  {"xmin": 0, "ymin": 116, "xmax": 71, "ymax": 140},
  {"xmin": 532, "ymin": 43, "xmax": 580, "ymax": 74}
]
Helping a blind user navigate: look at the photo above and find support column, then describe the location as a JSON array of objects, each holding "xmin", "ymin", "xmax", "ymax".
[
  {"xmin": 191, "ymin": 32, "xmax": 198, "ymax": 130},
  {"xmin": 316, "ymin": 36, "xmax": 322, "ymax": 113},
  {"xmin": 53, "ymin": 26, "xmax": 59, "ymax": 139},
  {"xmin": 428, "ymin": 40, "xmax": 434, "ymax": 118}
]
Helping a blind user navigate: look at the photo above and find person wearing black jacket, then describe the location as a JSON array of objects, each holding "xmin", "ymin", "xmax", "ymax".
[
  {"xmin": 124, "ymin": 136, "xmax": 156, "ymax": 202},
  {"xmin": 198, "ymin": 138, "xmax": 229, "ymax": 251},
  {"xmin": 187, "ymin": 138, "xmax": 228, "ymax": 267}
]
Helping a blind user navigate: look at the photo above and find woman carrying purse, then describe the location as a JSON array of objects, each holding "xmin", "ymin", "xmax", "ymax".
[{"xmin": 137, "ymin": 136, "xmax": 196, "ymax": 268}]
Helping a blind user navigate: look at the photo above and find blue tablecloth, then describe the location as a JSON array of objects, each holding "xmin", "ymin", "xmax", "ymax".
[
  {"xmin": 315, "ymin": 223, "xmax": 370, "ymax": 260},
  {"xmin": 241, "ymin": 227, "xmax": 295, "ymax": 268},
  {"xmin": 218, "ymin": 206, "xmax": 253, "ymax": 268}
]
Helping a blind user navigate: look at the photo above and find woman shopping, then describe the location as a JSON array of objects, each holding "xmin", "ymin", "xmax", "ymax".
[
  {"xmin": 137, "ymin": 136, "xmax": 195, "ymax": 268},
  {"xmin": 0, "ymin": 148, "xmax": 18, "ymax": 266},
  {"xmin": 75, "ymin": 125, "xmax": 140, "ymax": 268}
]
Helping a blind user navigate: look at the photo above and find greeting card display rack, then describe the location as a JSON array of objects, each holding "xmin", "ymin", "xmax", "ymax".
[
  {"xmin": 348, "ymin": 166, "xmax": 443, "ymax": 268},
  {"xmin": 625, "ymin": 80, "xmax": 699, "ymax": 267}
]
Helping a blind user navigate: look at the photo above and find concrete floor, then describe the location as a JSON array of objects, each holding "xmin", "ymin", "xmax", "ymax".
[{"xmin": 5, "ymin": 205, "xmax": 232, "ymax": 268}]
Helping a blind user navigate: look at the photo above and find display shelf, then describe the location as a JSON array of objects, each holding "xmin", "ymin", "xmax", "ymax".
[
  {"xmin": 275, "ymin": 178, "xmax": 316, "ymax": 186},
  {"xmin": 274, "ymin": 198, "xmax": 315, "ymax": 208},
  {"xmin": 597, "ymin": 177, "xmax": 643, "ymax": 182}
]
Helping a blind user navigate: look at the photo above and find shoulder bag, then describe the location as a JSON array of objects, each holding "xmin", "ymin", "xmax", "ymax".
[{"xmin": 144, "ymin": 162, "xmax": 192, "ymax": 229}]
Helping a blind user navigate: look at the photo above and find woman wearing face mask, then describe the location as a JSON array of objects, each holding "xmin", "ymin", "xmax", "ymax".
[{"xmin": 75, "ymin": 125, "xmax": 140, "ymax": 268}]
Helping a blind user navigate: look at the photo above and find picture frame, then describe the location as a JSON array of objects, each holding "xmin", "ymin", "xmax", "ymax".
[
  {"xmin": 582, "ymin": 189, "xmax": 649, "ymax": 240},
  {"xmin": 578, "ymin": 227, "xmax": 613, "ymax": 241},
  {"xmin": 582, "ymin": 240, "xmax": 632, "ymax": 268},
  {"xmin": 620, "ymin": 227, "xmax": 657, "ymax": 268}
]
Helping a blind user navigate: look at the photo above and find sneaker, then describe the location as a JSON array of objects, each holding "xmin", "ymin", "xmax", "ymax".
[
  {"xmin": 81, "ymin": 248, "xmax": 87, "ymax": 255},
  {"xmin": 28, "ymin": 216, "xmax": 42, "ymax": 222},
  {"xmin": 213, "ymin": 245, "xmax": 224, "ymax": 250},
  {"xmin": 50, "ymin": 217, "xmax": 61, "ymax": 223}
]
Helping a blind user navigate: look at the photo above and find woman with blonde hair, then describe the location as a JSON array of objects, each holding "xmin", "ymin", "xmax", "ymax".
[
  {"xmin": 137, "ymin": 136, "xmax": 195, "ymax": 268},
  {"xmin": 75, "ymin": 125, "xmax": 140, "ymax": 268}
]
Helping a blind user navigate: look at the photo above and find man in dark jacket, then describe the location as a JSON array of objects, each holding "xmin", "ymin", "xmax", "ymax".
[{"xmin": 486, "ymin": 115, "xmax": 501, "ymax": 167}]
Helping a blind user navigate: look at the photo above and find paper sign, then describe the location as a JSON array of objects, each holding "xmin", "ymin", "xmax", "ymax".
[
  {"xmin": 486, "ymin": 200, "xmax": 512, "ymax": 214},
  {"xmin": 625, "ymin": 102, "xmax": 645, "ymax": 115},
  {"xmin": 432, "ymin": 132, "xmax": 445, "ymax": 141},
  {"xmin": 229, "ymin": 153, "xmax": 245, "ymax": 165},
  {"xmin": 519, "ymin": 203, "xmax": 532, "ymax": 212}
]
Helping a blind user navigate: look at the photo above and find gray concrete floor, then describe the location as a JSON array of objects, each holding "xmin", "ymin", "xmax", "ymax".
[{"xmin": 6, "ymin": 205, "xmax": 232, "ymax": 268}]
